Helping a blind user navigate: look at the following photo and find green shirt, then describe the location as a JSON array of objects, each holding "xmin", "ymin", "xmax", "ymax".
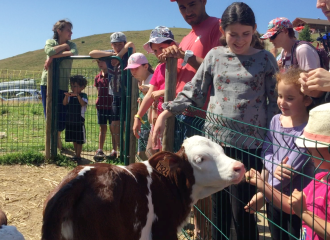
[{"xmin": 41, "ymin": 39, "xmax": 78, "ymax": 91}]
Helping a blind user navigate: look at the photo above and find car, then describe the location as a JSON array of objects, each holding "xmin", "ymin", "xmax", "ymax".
[{"xmin": 0, "ymin": 89, "xmax": 41, "ymax": 102}]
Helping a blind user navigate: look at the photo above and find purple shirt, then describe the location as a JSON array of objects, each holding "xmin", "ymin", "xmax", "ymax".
[{"xmin": 262, "ymin": 114, "xmax": 315, "ymax": 195}]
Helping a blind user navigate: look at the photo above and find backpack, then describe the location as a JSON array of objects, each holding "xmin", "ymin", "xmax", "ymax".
[{"xmin": 291, "ymin": 40, "xmax": 330, "ymax": 71}]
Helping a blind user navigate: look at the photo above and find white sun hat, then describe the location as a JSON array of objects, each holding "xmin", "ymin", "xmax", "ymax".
[{"xmin": 296, "ymin": 103, "xmax": 330, "ymax": 148}]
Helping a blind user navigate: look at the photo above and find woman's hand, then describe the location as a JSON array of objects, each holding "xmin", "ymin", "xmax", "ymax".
[
  {"xmin": 288, "ymin": 189, "xmax": 307, "ymax": 216},
  {"xmin": 274, "ymin": 157, "xmax": 295, "ymax": 181},
  {"xmin": 151, "ymin": 90, "xmax": 164, "ymax": 101},
  {"xmin": 299, "ymin": 70, "xmax": 329, "ymax": 98},
  {"xmin": 44, "ymin": 57, "xmax": 53, "ymax": 70},
  {"xmin": 152, "ymin": 110, "xmax": 172, "ymax": 147},
  {"xmin": 133, "ymin": 117, "xmax": 142, "ymax": 139}
]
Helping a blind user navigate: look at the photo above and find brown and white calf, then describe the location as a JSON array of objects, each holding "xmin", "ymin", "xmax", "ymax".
[{"xmin": 42, "ymin": 136, "xmax": 245, "ymax": 240}]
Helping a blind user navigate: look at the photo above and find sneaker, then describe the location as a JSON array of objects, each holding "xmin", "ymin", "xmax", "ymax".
[
  {"xmin": 94, "ymin": 149, "xmax": 106, "ymax": 161},
  {"xmin": 107, "ymin": 150, "xmax": 117, "ymax": 160}
]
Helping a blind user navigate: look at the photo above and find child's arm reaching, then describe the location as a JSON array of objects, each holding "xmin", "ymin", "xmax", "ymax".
[
  {"xmin": 289, "ymin": 189, "xmax": 330, "ymax": 239},
  {"xmin": 245, "ymin": 168, "xmax": 294, "ymax": 214},
  {"xmin": 116, "ymin": 42, "xmax": 136, "ymax": 59}
]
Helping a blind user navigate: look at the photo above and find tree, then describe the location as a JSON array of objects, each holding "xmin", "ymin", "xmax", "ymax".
[{"xmin": 299, "ymin": 25, "xmax": 313, "ymax": 42}]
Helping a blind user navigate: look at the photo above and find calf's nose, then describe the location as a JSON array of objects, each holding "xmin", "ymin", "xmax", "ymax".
[{"xmin": 233, "ymin": 162, "xmax": 245, "ymax": 173}]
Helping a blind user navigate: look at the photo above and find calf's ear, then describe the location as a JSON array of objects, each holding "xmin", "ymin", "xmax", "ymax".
[{"xmin": 149, "ymin": 151, "xmax": 182, "ymax": 177}]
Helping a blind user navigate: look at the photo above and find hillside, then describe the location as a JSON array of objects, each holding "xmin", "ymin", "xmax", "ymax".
[{"xmin": 0, "ymin": 28, "xmax": 191, "ymax": 72}]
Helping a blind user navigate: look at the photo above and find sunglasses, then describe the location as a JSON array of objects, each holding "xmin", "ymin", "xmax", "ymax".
[{"xmin": 270, "ymin": 31, "xmax": 282, "ymax": 40}]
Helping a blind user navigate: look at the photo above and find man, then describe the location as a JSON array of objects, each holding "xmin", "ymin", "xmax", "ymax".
[
  {"xmin": 90, "ymin": 33, "xmax": 136, "ymax": 159},
  {"xmin": 161, "ymin": 1, "xmax": 221, "ymax": 239},
  {"xmin": 298, "ymin": 0, "xmax": 330, "ymax": 103}
]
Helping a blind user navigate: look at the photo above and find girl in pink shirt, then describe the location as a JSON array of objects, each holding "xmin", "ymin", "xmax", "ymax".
[
  {"xmin": 246, "ymin": 103, "xmax": 330, "ymax": 240},
  {"xmin": 133, "ymin": 26, "xmax": 178, "ymax": 149}
]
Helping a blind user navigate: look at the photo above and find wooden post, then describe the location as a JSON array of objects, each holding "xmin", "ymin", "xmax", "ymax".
[
  {"xmin": 162, "ymin": 58, "xmax": 177, "ymax": 152},
  {"xmin": 45, "ymin": 64, "xmax": 53, "ymax": 160},
  {"xmin": 129, "ymin": 77, "xmax": 139, "ymax": 164}
]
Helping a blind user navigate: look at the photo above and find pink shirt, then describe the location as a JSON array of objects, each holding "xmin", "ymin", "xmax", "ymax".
[
  {"xmin": 177, "ymin": 17, "xmax": 221, "ymax": 115},
  {"xmin": 301, "ymin": 172, "xmax": 330, "ymax": 240},
  {"xmin": 150, "ymin": 63, "xmax": 166, "ymax": 114}
]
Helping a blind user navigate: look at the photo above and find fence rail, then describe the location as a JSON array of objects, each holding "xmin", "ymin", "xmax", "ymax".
[{"xmin": 1, "ymin": 53, "xmax": 329, "ymax": 240}]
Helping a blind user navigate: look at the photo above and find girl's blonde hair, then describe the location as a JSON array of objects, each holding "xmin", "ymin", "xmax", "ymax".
[
  {"xmin": 275, "ymin": 68, "xmax": 305, "ymax": 95},
  {"xmin": 53, "ymin": 19, "xmax": 72, "ymax": 41}
]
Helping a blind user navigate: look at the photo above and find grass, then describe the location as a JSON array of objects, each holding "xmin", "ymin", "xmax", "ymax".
[
  {"xmin": 0, "ymin": 67, "xmax": 122, "ymax": 158},
  {"xmin": 0, "ymin": 28, "xmax": 191, "ymax": 72}
]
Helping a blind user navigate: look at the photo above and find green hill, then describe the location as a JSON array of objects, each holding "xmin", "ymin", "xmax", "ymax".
[{"xmin": 0, "ymin": 28, "xmax": 191, "ymax": 72}]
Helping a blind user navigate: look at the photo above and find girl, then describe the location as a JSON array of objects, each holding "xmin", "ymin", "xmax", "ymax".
[
  {"xmin": 153, "ymin": 3, "xmax": 279, "ymax": 239},
  {"xmin": 132, "ymin": 26, "xmax": 178, "ymax": 151},
  {"xmin": 40, "ymin": 19, "xmax": 78, "ymax": 150},
  {"xmin": 246, "ymin": 102, "xmax": 330, "ymax": 240},
  {"xmin": 245, "ymin": 68, "xmax": 315, "ymax": 240},
  {"xmin": 124, "ymin": 52, "xmax": 157, "ymax": 159}
]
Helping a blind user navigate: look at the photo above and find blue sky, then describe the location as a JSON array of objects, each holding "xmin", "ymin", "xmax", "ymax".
[{"xmin": 0, "ymin": 0, "xmax": 326, "ymax": 60}]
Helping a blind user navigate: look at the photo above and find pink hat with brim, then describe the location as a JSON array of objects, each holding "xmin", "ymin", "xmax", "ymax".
[
  {"xmin": 295, "ymin": 103, "xmax": 330, "ymax": 148},
  {"xmin": 260, "ymin": 17, "xmax": 293, "ymax": 40},
  {"xmin": 124, "ymin": 53, "xmax": 149, "ymax": 70}
]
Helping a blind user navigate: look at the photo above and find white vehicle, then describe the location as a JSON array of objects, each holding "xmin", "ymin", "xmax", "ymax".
[
  {"xmin": 0, "ymin": 79, "xmax": 36, "ymax": 91},
  {"xmin": 0, "ymin": 89, "xmax": 41, "ymax": 102}
]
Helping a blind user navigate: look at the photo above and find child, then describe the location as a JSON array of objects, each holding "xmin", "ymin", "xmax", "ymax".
[
  {"xmin": 244, "ymin": 68, "xmax": 315, "ymax": 240},
  {"xmin": 124, "ymin": 53, "xmax": 156, "ymax": 159},
  {"xmin": 246, "ymin": 102, "xmax": 330, "ymax": 240},
  {"xmin": 41, "ymin": 19, "xmax": 78, "ymax": 151},
  {"xmin": 90, "ymin": 32, "xmax": 136, "ymax": 159},
  {"xmin": 152, "ymin": 3, "xmax": 279, "ymax": 239},
  {"xmin": 132, "ymin": 26, "xmax": 178, "ymax": 151},
  {"xmin": 63, "ymin": 75, "xmax": 88, "ymax": 161},
  {"xmin": 93, "ymin": 59, "xmax": 114, "ymax": 161}
]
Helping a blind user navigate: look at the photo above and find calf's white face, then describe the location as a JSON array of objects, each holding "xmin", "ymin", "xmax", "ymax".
[{"xmin": 182, "ymin": 136, "xmax": 246, "ymax": 202}]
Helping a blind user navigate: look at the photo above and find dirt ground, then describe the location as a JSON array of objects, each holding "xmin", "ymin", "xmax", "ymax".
[
  {"xmin": 0, "ymin": 163, "xmax": 271, "ymax": 240},
  {"xmin": 0, "ymin": 164, "xmax": 70, "ymax": 240}
]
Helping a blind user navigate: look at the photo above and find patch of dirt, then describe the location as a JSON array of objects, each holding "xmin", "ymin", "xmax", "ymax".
[{"xmin": 0, "ymin": 164, "xmax": 70, "ymax": 240}]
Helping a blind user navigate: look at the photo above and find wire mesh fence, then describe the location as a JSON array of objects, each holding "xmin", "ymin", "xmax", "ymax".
[{"xmin": 1, "ymin": 57, "xmax": 330, "ymax": 240}]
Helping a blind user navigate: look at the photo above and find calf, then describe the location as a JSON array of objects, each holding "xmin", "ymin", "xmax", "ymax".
[{"xmin": 42, "ymin": 136, "xmax": 245, "ymax": 240}]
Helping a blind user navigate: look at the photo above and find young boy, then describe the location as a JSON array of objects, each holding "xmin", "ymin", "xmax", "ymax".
[
  {"xmin": 89, "ymin": 32, "xmax": 136, "ymax": 159},
  {"xmin": 63, "ymin": 75, "xmax": 88, "ymax": 161}
]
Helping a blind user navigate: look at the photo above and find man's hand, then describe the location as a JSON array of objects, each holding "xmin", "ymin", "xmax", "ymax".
[
  {"xmin": 288, "ymin": 189, "xmax": 307, "ymax": 216},
  {"xmin": 274, "ymin": 157, "xmax": 295, "ymax": 181},
  {"xmin": 158, "ymin": 45, "xmax": 185, "ymax": 62}
]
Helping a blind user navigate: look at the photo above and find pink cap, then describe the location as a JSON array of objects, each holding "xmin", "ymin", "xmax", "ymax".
[{"xmin": 124, "ymin": 53, "xmax": 149, "ymax": 70}]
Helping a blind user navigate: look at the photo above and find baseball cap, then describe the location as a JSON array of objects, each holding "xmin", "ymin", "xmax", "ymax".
[
  {"xmin": 124, "ymin": 53, "xmax": 149, "ymax": 70},
  {"xmin": 143, "ymin": 26, "xmax": 177, "ymax": 54},
  {"xmin": 260, "ymin": 17, "xmax": 293, "ymax": 40},
  {"xmin": 295, "ymin": 103, "xmax": 330, "ymax": 148},
  {"xmin": 110, "ymin": 32, "xmax": 127, "ymax": 43}
]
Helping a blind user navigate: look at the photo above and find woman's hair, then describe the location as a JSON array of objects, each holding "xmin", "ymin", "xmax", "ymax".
[
  {"xmin": 220, "ymin": 2, "xmax": 256, "ymax": 46},
  {"xmin": 251, "ymin": 31, "xmax": 265, "ymax": 50},
  {"xmin": 53, "ymin": 19, "xmax": 72, "ymax": 41},
  {"xmin": 287, "ymin": 28, "xmax": 296, "ymax": 39},
  {"xmin": 70, "ymin": 75, "xmax": 88, "ymax": 88},
  {"xmin": 143, "ymin": 63, "xmax": 154, "ymax": 74}
]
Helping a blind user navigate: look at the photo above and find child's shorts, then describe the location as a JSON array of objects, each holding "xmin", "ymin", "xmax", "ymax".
[
  {"xmin": 138, "ymin": 128, "xmax": 150, "ymax": 152},
  {"xmin": 97, "ymin": 109, "xmax": 113, "ymax": 125},
  {"xmin": 65, "ymin": 123, "xmax": 86, "ymax": 144}
]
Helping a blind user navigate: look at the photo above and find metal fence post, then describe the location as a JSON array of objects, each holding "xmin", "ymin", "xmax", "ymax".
[
  {"xmin": 124, "ymin": 48, "xmax": 133, "ymax": 165},
  {"xmin": 45, "ymin": 63, "xmax": 53, "ymax": 160},
  {"xmin": 162, "ymin": 57, "xmax": 177, "ymax": 152}
]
